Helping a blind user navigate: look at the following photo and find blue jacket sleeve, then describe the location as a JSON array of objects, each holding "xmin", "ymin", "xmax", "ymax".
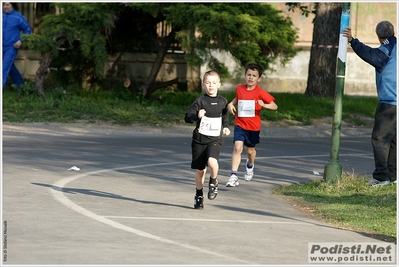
[
  {"xmin": 19, "ymin": 12, "xmax": 31, "ymax": 41},
  {"xmin": 20, "ymin": 17, "xmax": 31, "ymax": 39},
  {"xmin": 349, "ymin": 38, "xmax": 389, "ymax": 73}
]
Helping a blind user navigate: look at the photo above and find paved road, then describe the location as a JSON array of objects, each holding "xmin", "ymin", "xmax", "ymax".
[{"xmin": 2, "ymin": 123, "xmax": 395, "ymax": 265}]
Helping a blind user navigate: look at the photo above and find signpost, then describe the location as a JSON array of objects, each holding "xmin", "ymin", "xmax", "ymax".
[{"xmin": 323, "ymin": 3, "xmax": 351, "ymax": 183}]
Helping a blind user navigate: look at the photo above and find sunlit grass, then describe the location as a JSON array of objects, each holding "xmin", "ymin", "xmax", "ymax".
[
  {"xmin": 273, "ymin": 174, "xmax": 397, "ymax": 243},
  {"xmin": 3, "ymin": 90, "xmax": 378, "ymax": 127}
]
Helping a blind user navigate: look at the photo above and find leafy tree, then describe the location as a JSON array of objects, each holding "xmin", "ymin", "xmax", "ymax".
[
  {"xmin": 287, "ymin": 2, "xmax": 343, "ymax": 97},
  {"xmin": 23, "ymin": 3, "xmax": 122, "ymax": 98},
  {"xmin": 132, "ymin": 3, "xmax": 299, "ymax": 98},
  {"xmin": 24, "ymin": 3, "xmax": 299, "ymax": 99}
]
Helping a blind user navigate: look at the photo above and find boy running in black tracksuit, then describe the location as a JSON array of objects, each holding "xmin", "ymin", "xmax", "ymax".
[{"xmin": 184, "ymin": 70, "xmax": 230, "ymax": 209}]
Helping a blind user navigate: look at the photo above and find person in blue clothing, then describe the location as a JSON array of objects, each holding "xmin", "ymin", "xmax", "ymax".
[
  {"xmin": 2, "ymin": 2, "xmax": 31, "ymax": 89},
  {"xmin": 343, "ymin": 21, "xmax": 397, "ymax": 187}
]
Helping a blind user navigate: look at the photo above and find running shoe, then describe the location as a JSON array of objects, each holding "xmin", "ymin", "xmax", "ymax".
[
  {"xmin": 244, "ymin": 159, "xmax": 254, "ymax": 181},
  {"xmin": 367, "ymin": 178, "xmax": 380, "ymax": 186},
  {"xmin": 194, "ymin": 195, "xmax": 204, "ymax": 209},
  {"xmin": 208, "ymin": 180, "xmax": 218, "ymax": 200},
  {"xmin": 368, "ymin": 178, "xmax": 390, "ymax": 187},
  {"xmin": 372, "ymin": 180, "xmax": 390, "ymax": 187},
  {"xmin": 226, "ymin": 174, "xmax": 239, "ymax": 187}
]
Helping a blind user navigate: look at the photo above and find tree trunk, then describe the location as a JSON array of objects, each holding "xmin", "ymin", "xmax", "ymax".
[
  {"xmin": 140, "ymin": 30, "xmax": 176, "ymax": 99},
  {"xmin": 34, "ymin": 37, "xmax": 68, "ymax": 99},
  {"xmin": 305, "ymin": 3, "xmax": 342, "ymax": 97},
  {"xmin": 34, "ymin": 50, "xmax": 53, "ymax": 98},
  {"xmin": 151, "ymin": 77, "xmax": 180, "ymax": 91}
]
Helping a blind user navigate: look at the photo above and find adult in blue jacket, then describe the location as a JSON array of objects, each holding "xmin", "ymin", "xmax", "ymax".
[
  {"xmin": 2, "ymin": 2, "xmax": 31, "ymax": 89},
  {"xmin": 343, "ymin": 21, "xmax": 397, "ymax": 187}
]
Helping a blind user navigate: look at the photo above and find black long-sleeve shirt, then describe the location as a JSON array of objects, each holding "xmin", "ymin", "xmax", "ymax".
[{"xmin": 184, "ymin": 94, "xmax": 229, "ymax": 145}]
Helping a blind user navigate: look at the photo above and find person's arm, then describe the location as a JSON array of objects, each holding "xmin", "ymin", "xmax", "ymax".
[
  {"xmin": 14, "ymin": 13, "xmax": 31, "ymax": 49},
  {"xmin": 227, "ymin": 97, "xmax": 237, "ymax": 115},
  {"xmin": 258, "ymin": 90, "xmax": 278, "ymax": 111},
  {"xmin": 13, "ymin": 40, "xmax": 22, "ymax": 49},
  {"xmin": 258, "ymin": 100, "xmax": 278, "ymax": 111},
  {"xmin": 221, "ymin": 100, "xmax": 230, "ymax": 128},
  {"xmin": 20, "ymin": 13, "xmax": 32, "ymax": 36},
  {"xmin": 264, "ymin": 101, "xmax": 278, "ymax": 111},
  {"xmin": 221, "ymin": 100, "xmax": 231, "ymax": 136},
  {"xmin": 343, "ymin": 27, "xmax": 390, "ymax": 72},
  {"xmin": 184, "ymin": 98, "xmax": 200, "ymax": 123},
  {"xmin": 222, "ymin": 127, "xmax": 231, "ymax": 136},
  {"xmin": 350, "ymin": 39, "xmax": 389, "ymax": 72}
]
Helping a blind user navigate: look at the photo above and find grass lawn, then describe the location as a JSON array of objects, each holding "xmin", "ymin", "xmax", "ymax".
[{"xmin": 273, "ymin": 174, "xmax": 397, "ymax": 243}]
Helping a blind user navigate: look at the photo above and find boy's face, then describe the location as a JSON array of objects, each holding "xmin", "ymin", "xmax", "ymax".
[
  {"xmin": 202, "ymin": 74, "xmax": 221, "ymax": 97},
  {"xmin": 245, "ymin": 68, "xmax": 262, "ymax": 87}
]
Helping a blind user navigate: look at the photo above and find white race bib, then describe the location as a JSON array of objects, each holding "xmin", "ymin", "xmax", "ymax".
[
  {"xmin": 198, "ymin": 116, "xmax": 222, "ymax": 137},
  {"xmin": 238, "ymin": 100, "xmax": 255, "ymax": 117}
]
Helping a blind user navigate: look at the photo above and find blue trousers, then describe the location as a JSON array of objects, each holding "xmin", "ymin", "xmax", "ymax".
[
  {"xmin": 372, "ymin": 103, "xmax": 397, "ymax": 182},
  {"xmin": 2, "ymin": 45, "xmax": 24, "ymax": 89}
]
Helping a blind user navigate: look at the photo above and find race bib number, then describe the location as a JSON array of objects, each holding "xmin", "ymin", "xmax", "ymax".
[
  {"xmin": 198, "ymin": 116, "xmax": 222, "ymax": 137},
  {"xmin": 238, "ymin": 100, "xmax": 255, "ymax": 117}
]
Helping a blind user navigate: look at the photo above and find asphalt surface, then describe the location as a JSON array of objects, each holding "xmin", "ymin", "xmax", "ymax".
[{"xmin": 2, "ymin": 122, "xmax": 396, "ymax": 266}]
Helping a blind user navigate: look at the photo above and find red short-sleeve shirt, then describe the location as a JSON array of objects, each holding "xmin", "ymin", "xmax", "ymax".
[{"xmin": 234, "ymin": 84, "xmax": 275, "ymax": 131}]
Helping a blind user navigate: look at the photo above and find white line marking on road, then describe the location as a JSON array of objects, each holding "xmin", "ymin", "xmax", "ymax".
[
  {"xmin": 51, "ymin": 162, "xmax": 253, "ymax": 264},
  {"xmin": 50, "ymin": 153, "xmax": 372, "ymax": 263},
  {"xmin": 103, "ymin": 216, "xmax": 312, "ymax": 224}
]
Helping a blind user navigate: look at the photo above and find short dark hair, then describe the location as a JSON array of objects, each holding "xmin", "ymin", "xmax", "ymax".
[
  {"xmin": 245, "ymin": 63, "xmax": 264, "ymax": 77},
  {"xmin": 375, "ymin": 21, "xmax": 395, "ymax": 39},
  {"xmin": 8, "ymin": 3, "xmax": 18, "ymax": 11}
]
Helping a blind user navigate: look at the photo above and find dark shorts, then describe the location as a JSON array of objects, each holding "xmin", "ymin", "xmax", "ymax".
[
  {"xmin": 233, "ymin": 125, "xmax": 260, "ymax": 148},
  {"xmin": 191, "ymin": 141, "xmax": 221, "ymax": 170}
]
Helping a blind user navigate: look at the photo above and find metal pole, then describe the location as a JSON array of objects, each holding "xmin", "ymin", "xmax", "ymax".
[{"xmin": 323, "ymin": 3, "xmax": 351, "ymax": 183}]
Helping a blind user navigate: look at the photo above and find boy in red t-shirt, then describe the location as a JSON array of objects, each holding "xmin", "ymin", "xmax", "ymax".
[{"xmin": 226, "ymin": 63, "xmax": 278, "ymax": 187}]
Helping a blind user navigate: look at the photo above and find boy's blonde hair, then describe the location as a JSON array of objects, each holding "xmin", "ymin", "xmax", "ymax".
[{"xmin": 203, "ymin": 70, "xmax": 220, "ymax": 81}]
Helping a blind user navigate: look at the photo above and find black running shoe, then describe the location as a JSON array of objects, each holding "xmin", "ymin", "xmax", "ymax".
[
  {"xmin": 194, "ymin": 195, "xmax": 204, "ymax": 209},
  {"xmin": 208, "ymin": 180, "xmax": 218, "ymax": 200}
]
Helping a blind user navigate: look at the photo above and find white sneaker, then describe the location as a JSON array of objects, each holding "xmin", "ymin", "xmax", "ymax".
[
  {"xmin": 367, "ymin": 178, "xmax": 380, "ymax": 186},
  {"xmin": 244, "ymin": 160, "xmax": 254, "ymax": 181},
  {"xmin": 368, "ymin": 178, "xmax": 390, "ymax": 187},
  {"xmin": 226, "ymin": 174, "xmax": 239, "ymax": 187}
]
